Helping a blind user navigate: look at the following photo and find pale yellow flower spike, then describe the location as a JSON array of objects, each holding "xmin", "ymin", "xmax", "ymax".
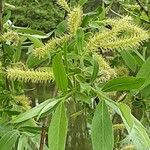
[
  {"xmin": 67, "ymin": 6, "xmax": 83, "ymax": 34},
  {"xmin": 113, "ymin": 124, "xmax": 125, "ymax": 130},
  {"xmin": 2, "ymin": 31, "xmax": 20, "ymax": 46},
  {"xmin": 32, "ymin": 34, "xmax": 70, "ymax": 59},
  {"xmin": 86, "ymin": 16, "xmax": 149, "ymax": 52},
  {"xmin": 121, "ymin": 145, "xmax": 135, "ymax": 150},
  {"xmin": 95, "ymin": 54, "xmax": 116, "ymax": 83},
  {"xmin": 57, "ymin": 0, "xmax": 70, "ymax": 12},
  {"xmin": 7, "ymin": 68, "xmax": 53, "ymax": 83},
  {"xmin": 13, "ymin": 95, "xmax": 31, "ymax": 110}
]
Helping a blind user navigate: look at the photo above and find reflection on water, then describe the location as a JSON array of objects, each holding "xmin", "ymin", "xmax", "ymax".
[{"xmin": 66, "ymin": 100, "xmax": 92, "ymax": 150}]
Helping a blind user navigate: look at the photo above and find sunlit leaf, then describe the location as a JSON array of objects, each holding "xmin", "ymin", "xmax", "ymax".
[
  {"xmin": 13, "ymin": 99, "xmax": 59, "ymax": 123},
  {"xmin": 102, "ymin": 77, "xmax": 145, "ymax": 92},
  {"xmin": 48, "ymin": 102, "xmax": 68, "ymax": 150},
  {"xmin": 91, "ymin": 100, "xmax": 114, "ymax": 150},
  {"xmin": 52, "ymin": 53, "xmax": 68, "ymax": 93},
  {"xmin": 0, "ymin": 130, "xmax": 19, "ymax": 150}
]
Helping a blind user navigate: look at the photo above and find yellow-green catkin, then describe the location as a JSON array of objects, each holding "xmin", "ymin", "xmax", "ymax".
[
  {"xmin": 2, "ymin": 31, "xmax": 20, "ymax": 46},
  {"xmin": 121, "ymin": 145, "xmax": 135, "ymax": 150},
  {"xmin": 115, "ymin": 66, "xmax": 129, "ymax": 76},
  {"xmin": 32, "ymin": 34, "xmax": 70, "ymax": 59},
  {"xmin": 67, "ymin": 6, "xmax": 83, "ymax": 34},
  {"xmin": 13, "ymin": 95, "xmax": 31, "ymax": 110},
  {"xmin": 95, "ymin": 54, "xmax": 116, "ymax": 83},
  {"xmin": 123, "ymin": 4, "xmax": 140, "ymax": 10},
  {"xmin": 113, "ymin": 124, "xmax": 125, "ymax": 130},
  {"xmin": 57, "ymin": 0, "xmax": 70, "ymax": 12},
  {"xmin": 86, "ymin": 16, "xmax": 149, "ymax": 52},
  {"xmin": 7, "ymin": 68, "xmax": 53, "ymax": 83}
]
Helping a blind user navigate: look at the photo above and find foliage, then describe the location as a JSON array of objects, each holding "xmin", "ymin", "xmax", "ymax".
[
  {"xmin": 0, "ymin": 0, "xmax": 150, "ymax": 150},
  {"xmin": 5, "ymin": 0, "xmax": 65, "ymax": 32}
]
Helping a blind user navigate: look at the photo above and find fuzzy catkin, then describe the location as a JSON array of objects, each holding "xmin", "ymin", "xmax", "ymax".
[
  {"xmin": 67, "ymin": 6, "xmax": 83, "ymax": 34},
  {"xmin": 57, "ymin": 0, "xmax": 70, "ymax": 12},
  {"xmin": 32, "ymin": 34, "xmax": 70, "ymax": 59},
  {"xmin": 86, "ymin": 16, "xmax": 149, "ymax": 52},
  {"xmin": 7, "ymin": 68, "xmax": 53, "ymax": 83},
  {"xmin": 121, "ymin": 145, "xmax": 135, "ymax": 150},
  {"xmin": 95, "ymin": 54, "xmax": 116, "ymax": 83},
  {"xmin": 2, "ymin": 31, "xmax": 20, "ymax": 46},
  {"xmin": 13, "ymin": 95, "xmax": 31, "ymax": 110},
  {"xmin": 113, "ymin": 124, "xmax": 125, "ymax": 130}
]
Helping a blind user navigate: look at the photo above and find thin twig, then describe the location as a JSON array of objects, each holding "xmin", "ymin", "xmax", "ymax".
[
  {"xmin": 135, "ymin": 0, "xmax": 149, "ymax": 17},
  {"xmin": 39, "ymin": 118, "xmax": 48, "ymax": 150},
  {"xmin": 0, "ymin": 0, "xmax": 3, "ymax": 33},
  {"xmin": 39, "ymin": 85, "xmax": 58, "ymax": 150}
]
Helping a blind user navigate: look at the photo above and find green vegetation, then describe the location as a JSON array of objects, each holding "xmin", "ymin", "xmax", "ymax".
[
  {"xmin": 0, "ymin": 0, "xmax": 150, "ymax": 150},
  {"xmin": 5, "ymin": 0, "xmax": 65, "ymax": 32}
]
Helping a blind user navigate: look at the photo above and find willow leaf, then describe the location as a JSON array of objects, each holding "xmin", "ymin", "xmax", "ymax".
[
  {"xmin": 91, "ymin": 100, "xmax": 114, "ymax": 150},
  {"xmin": 48, "ymin": 102, "xmax": 68, "ymax": 150}
]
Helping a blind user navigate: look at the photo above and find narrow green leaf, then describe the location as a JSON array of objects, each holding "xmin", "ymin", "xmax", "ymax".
[
  {"xmin": 3, "ymin": 11, "xmax": 11, "ymax": 24},
  {"xmin": 118, "ymin": 103, "xmax": 150, "ymax": 150},
  {"xmin": 75, "ymin": 28, "xmax": 84, "ymax": 52},
  {"xmin": 137, "ymin": 57, "xmax": 150, "ymax": 78},
  {"xmin": 48, "ymin": 102, "xmax": 68, "ymax": 150},
  {"xmin": 13, "ymin": 99, "xmax": 58, "ymax": 123},
  {"xmin": 92, "ymin": 89, "xmax": 150, "ymax": 150},
  {"xmin": 0, "ymin": 130, "xmax": 19, "ymax": 150},
  {"xmin": 93, "ymin": 90, "xmax": 150, "ymax": 150},
  {"xmin": 102, "ymin": 77, "xmax": 145, "ymax": 92},
  {"xmin": 91, "ymin": 100, "xmax": 114, "ymax": 150},
  {"xmin": 90, "ymin": 58, "xmax": 99, "ymax": 83},
  {"xmin": 27, "ymin": 35, "xmax": 44, "ymax": 48},
  {"xmin": 131, "ymin": 117, "xmax": 150, "ymax": 150},
  {"xmin": 55, "ymin": 20, "xmax": 68, "ymax": 36},
  {"xmin": 14, "ymin": 26, "xmax": 46, "ymax": 36},
  {"xmin": 37, "ymin": 99, "xmax": 60, "ymax": 120},
  {"xmin": 52, "ymin": 53, "xmax": 68, "ymax": 93},
  {"xmin": 17, "ymin": 134, "xmax": 28, "ymax": 150},
  {"xmin": 118, "ymin": 103, "xmax": 134, "ymax": 129},
  {"xmin": 13, "ymin": 45, "xmax": 21, "ymax": 62},
  {"xmin": 26, "ymin": 54, "xmax": 47, "ymax": 68},
  {"xmin": 78, "ymin": 0, "xmax": 88, "ymax": 6},
  {"xmin": 120, "ymin": 50, "xmax": 137, "ymax": 72}
]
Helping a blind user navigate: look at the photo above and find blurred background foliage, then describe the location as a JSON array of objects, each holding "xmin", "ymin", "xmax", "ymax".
[{"xmin": 5, "ymin": 0, "xmax": 65, "ymax": 32}]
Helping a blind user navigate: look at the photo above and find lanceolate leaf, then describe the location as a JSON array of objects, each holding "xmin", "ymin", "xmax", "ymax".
[
  {"xmin": 118, "ymin": 103, "xmax": 150, "ymax": 150},
  {"xmin": 0, "ymin": 130, "xmax": 19, "ymax": 150},
  {"xmin": 91, "ymin": 100, "xmax": 114, "ymax": 150},
  {"xmin": 52, "ymin": 53, "xmax": 68, "ymax": 93},
  {"xmin": 76, "ymin": 28, "xmax": 84, "ymax": 52},
  {"xmin": 26, "ymin": 54, "xmax": 47, "ymax": 68},
  {"xmin": 119, "ymin": 103, "xmax": 134, "ymax": 130},
  {"xmin": 137, "ymin": 57, "xmax": 150, "ymax": 89},
  {"xmin": 102, "ymin": 77, "xmax": 145, "ymax": 92},
  {"xmin": 137, "ymin": 57, "xmax": 150, "ymax": 78},
  {"xmin": 48, "ymin": 102, "xmax": 68, "ymax": 150},
  {"xmin": 13, "ymin": 99, "xmax": 59, "ymax": 123},
  {"xmin": 120, "ymin": 50, "xmax": 137, "ymax": 72},
  {"xmin": 90, "ymin": 58, "xmax": 99, "ymax": 83},
  {"xmin": 17, "ymin": 134, "xmax": 28, "ymax": 150}
]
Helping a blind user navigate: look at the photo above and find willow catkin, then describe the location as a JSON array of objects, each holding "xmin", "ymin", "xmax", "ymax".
[
  {"xmin": 2, "ymin": 31, "xmax": 20, "ymax": 46},
  {"xmin": 7, "ymin": 68, "xmax": 53, "ymax": 83},
  {"xmin": 95, "ymin": 54, "xmax": 116, "ymax": 83},
  {"xmin": 57, "ymin": 0, "xmax": 70, "ymax": 12},
  {"xmin": 32, "ymin": 34, "xmax": 70, "ymax": 59},
  {"xmin": 86, "ymin": 16, "xmax": 149, "ymax": 52},
  {"xmin": 13, "ymin": 95, "xmax": 31, "ymax": 110},
  {"xmin": 67, "ymin": 6, "xmax": 83, "ymax": 34}
]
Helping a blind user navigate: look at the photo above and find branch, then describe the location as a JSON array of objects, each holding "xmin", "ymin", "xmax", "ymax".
[{"xmin": 135, "ymin": 0, "xmax": 149, "ymax": 17}]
